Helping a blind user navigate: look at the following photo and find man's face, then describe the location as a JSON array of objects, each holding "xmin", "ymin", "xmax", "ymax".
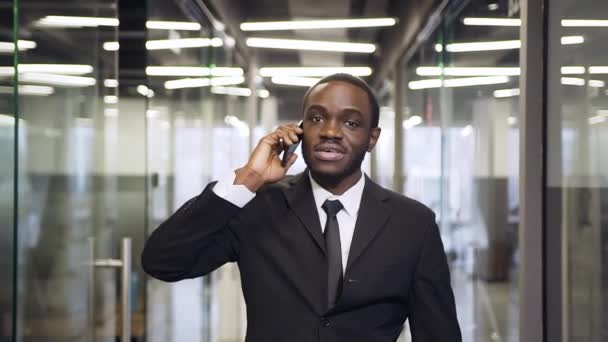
[{"xmin": 301, "ymin": 80, "xmax": 381, "ymax": 180}]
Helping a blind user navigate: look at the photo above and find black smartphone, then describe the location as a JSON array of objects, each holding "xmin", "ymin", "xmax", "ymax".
[{"xmin": 281, "ymin": 120, "xmax": 303, "ymax": 167}]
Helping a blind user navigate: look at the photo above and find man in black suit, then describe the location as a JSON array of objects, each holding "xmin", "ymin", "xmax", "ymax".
[{"xmin": 142, "ymin": 74, "xmax": 461, "ymax": 341}]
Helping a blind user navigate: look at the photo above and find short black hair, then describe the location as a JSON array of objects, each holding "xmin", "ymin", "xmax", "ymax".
[{"xmin": 302, "ymin": 73, "xmax": 380, "ymax": 128}]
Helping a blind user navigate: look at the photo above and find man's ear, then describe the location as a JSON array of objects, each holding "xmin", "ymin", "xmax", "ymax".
[{"xmin": 367, "ymin": 127, "xmax": 381, "ymax": 152}]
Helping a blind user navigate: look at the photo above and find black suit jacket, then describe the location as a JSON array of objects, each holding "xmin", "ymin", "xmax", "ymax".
[{"xmin": 141, "ymin": 172, "xmax": 461, "ymax": 342}]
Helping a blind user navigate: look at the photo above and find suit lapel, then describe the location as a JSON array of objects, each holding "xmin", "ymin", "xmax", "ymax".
[
  {"xmin": 345, "ymin": 175, "xmax": 392, "ymax": 273},
  {"xmin": 284, "ymin": 171, "xmax": 326, "ymax": 255}
]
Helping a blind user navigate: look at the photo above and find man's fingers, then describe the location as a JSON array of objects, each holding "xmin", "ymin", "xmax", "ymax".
[{"xmin": 284, "ymin": 153, "xmax": 298, "ymax": 169}]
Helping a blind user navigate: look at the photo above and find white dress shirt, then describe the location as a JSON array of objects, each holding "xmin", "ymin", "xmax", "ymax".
[{"xmin": 212, "ymin": 171, "xmax": 366, "ymax": 273}]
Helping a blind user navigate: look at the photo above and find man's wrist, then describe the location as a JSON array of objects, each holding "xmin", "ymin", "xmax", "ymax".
[{"xmin": 234, "ymin": 166, "xmax": 264, "ymax": 192}]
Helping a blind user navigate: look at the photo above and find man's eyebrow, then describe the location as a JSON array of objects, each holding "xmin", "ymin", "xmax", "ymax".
[{"xmin": 305, "ymin": 104, "xmax": 326, "ymax": 112}]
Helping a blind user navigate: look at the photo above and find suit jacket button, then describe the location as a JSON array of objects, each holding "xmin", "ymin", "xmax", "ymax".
[{"xmin": 321, "ymin": 318, "xmax": 331, "ymax": 327}]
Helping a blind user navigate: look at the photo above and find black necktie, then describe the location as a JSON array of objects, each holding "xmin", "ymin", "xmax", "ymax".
[{"xmin": 322, "ymin": 199, "xmax": 343, "ymax": 308}]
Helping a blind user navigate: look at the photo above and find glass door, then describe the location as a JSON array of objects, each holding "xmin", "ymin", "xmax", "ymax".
[{"xmin": 11, "ymin": 1, "xmax": 145, "ymax": 341}]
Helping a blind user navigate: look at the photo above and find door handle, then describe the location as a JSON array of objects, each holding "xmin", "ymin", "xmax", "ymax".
[{"xmin": 89, "ymin": 237, "xmax": 132, "ymax": 342}]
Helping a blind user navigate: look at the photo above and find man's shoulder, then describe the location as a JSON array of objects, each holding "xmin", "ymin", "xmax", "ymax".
[{"xmin": 256, "ymin": 173, "xmax": 301, "ymax": 195}]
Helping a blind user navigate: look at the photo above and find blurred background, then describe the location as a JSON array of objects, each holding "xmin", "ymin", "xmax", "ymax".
[{"xmin": 0, "ymin": 0, "xmax": 606, "ymax": 341}]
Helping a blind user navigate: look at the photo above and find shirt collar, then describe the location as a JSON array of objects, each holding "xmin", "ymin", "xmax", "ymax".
[{"xmin": 308, "ymin": 171, "xmax": 366, "ymax": 218}]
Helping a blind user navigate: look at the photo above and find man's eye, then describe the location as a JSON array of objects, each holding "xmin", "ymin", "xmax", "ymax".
[
  {"xmin": 311, "ymin": 116, "xmax": 323, "ymax": 122},
  {"xmin": 346, "ymin": 121, "xmax": 359, "ymax": 127}
]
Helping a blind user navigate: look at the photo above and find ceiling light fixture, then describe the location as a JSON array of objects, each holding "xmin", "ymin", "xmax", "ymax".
[
  {"xmin": 20, "ymin": 73, "xmax": 96, "ymax": 87},
  {"xmin": 146, "ymin": 20, "xmax": 201, "ymax": 31},
  {"xmin": 146, "ymin": 38, "xmax": 223, "ymax": 50},
  {"xmin": 462, "ymin": 17, "xmax": 521, "ymax": 26},
  {"xmin": 416, "ymin": 66, "xmax": 520, "ymax": 76},
  {"xmin": 259, "ymin": 66, "xmax": 372, "ymax": 77},
  {"xmin": 240, "ymin": 18, "xmax": 396, "ymax": 31},
  {"xmin": 270, "ymin": 76, "xmax": 320, "ymax": 87},
  {"xmin": 36, "ymin": 15, "xmax": 119, "ymax": 28},
  {"xmin": 562, "ymin": 19, "xmax": 608, "ymax": 27},
  {"xmin": 0, "ymin": 85, "xmax": 54, "ymax": 96},
  {"xmin": 561, "ymin": 77, "xmax": 605, "ymax": 87},
  {"xmin": 146, "ymin": 66, "xmax": 243, "ymax": 77},
  {"xmin": 0, "ymin": 40, "xmax": 37, "ymax": 53},
  {"xmin": 164, "ymin": 76, "xmax": 245, "ymax": 89},
  {"xmin": 103, "ymin": 42, "xmax": 119, "ymax": 51},
  {"xmin": 589, "ymin": 66, "xmax": 608, "ymax": 74},
  {"xmin": 211, "ymin": 86, "xmax": 269, "ymax": 98},
  {"xmin": 104, "ymin": 79, "xmax": 118, "ymax": 88},
  {"xmin": 493, "ymin": 88, "xmax": 520, "ymax": 98},
  {"xmin": 246, "ymin": 37, "xmax": 375, "ymax": 53},
  {"xmin": 561, "ymin": 36, "xmax": 585, "ymax": 45},
  {"xmin": 409, "ymin": 76, "xmax": 510, "ymax": 89}
]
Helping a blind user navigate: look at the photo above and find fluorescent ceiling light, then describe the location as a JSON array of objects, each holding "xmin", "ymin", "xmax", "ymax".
[
  {"xmin": 403, "ymin": 115, "xmax": 422, "ymax": 129},
  {"xmin": 240, "ymin": 18, "xmax": 396, "ymax": 31},
  {"xmin": 561, "ymin": 36, "xmax": 584, "ymax": 45},
  {"xmin": 416, "ymin": 66, "xmax": 519, "ymax": 76},
  {"xmin": 164, "ymin": 76, "xmax": 245, "ymax": 89},
  {"xmin": 271, "ymin": 76, "xmax": 320, "ymax": 87},
  {"xmin": 146, "ymin": 38, "xmax": 223, "ymax": 50},
  {"xmin": 561, "ymin": 77, "xmax": 585, "ymax": 86},
  {"xmin": 435, "ymin": 40, "xmax": 521, "ymax": 52},
  {"xmin": 445, "ymin": 76, "xmax": 509, "ymax": 87},
  {"xmin": 146, "ymin": 20, "xmax": 201, "ymax": 31},
  {"xmin": 562, "ymin": 19, "xmax": 608, "ymax": 27},
  {"xmin": 211, "ymin": 86, "xmax": 269, "ymax": 98},
  {"xmin": 463, "ymin": 17, "xmax": 521, "ymax": 26},
  {"xmin": 259, "ymin": 66, "xmax": 372, "ymax": 77},
  {"xmin": 0, "ymin": 65, "xmax": 93, "ymax": 75},
  {"xmin": 561, "ymin": 77, "xmax": 605, "ymax": 87},
  {"xmin": 508, "ymin": 117, "xmax": 518, "ymax": 125},
  {"xmin": 494, "ymin": 88, "xmax": 520, "ymax": 98},
  {"xmin": 137, "ymin": 85, "xmax": 155, "ymax": 97},
  {"xmin": 409, "ymin": 76, "xmax": 510, "ymax": 89},
  {"xmin": 20, "ymin": 73, "xmax": 96, "ymax": 87},
  {"xmin": 36, "ymin": 15, "xmax": 119, "ymax": 28},
  {"xmin": 589, "ymin": 80, "xmax": 606, "ymax": 87},
  {"xmin": 103, "ymin": 42, "xmax": 119, "ymax": 51},
  {"xmin": 588, "ymin": 116, "xmax": 606, "ymax": 125},
  {"xmin": 0, "ymin": 85, "xmax": 54, "ymax": 96},
  {"xmin": 104, "ymin": 79, "xmax": 118, "ymax": 88},
  {"xmin": 246, "ymin": 37, "xmax": 375, "ymax": 53},
  {"xmin": 561, "ymin": 66, "xmax": 585, "ymax": 74},
  {"xmin": 589, "ymin": 66, "xmax": 608, "ymax": 74},
  {"xmin": 436, "ymin": 36, "xmax": 583, "ymax": 52},
  {"xmin": 146, "ymin": 66, "xmax": 243, "ymax": 77},
  {"xmin": 104, "ymin": 95, "xmax": 118, "ymax": 104},
  {"xmin": 19, "ymin": 64, "xmax": 93, "ymax": 75},
  {"xmin": 0, "ymin": 40, "xmax": 37, "ymax": 53},
  {"xmin": 408, "ymin": 79, "xmax": 443, "ymax": 89}
]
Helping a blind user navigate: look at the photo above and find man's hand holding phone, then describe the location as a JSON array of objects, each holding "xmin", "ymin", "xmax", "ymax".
[{"xmin": 234, "ymin": 121, "xmax": 303, "ymax": 192}]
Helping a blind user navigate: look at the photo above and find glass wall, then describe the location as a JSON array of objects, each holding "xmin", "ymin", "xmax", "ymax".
[
  {"xmin": 144, "ymin": 0, "xmax": 255, "ymax": 340},
  {"xmin": 12, "ymin": 1, "xmax": 127, "ymax": 340},
  {"xmin": 547, "ymin": 0, "xmax": 608, "ymax": 341},
  {"xmin": 0, "ymin": 0, "xmax": 15, "ymax": 340},
  {"xmin": 403, "ymin": 1, "xmax": 520, "ymax": 340}
]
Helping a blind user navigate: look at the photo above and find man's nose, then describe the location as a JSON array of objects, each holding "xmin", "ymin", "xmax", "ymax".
[{"xmin": 319, "ymin": 120, "xmax": 343, "ymax": 139}]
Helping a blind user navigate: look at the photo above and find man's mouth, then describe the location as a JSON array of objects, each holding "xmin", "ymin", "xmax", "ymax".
[{"xmin": 313, "ymin": 145, "xmax": 346, "ymax": 161}]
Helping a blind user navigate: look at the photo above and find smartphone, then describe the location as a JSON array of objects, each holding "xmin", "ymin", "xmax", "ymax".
[{"xmin": 281, "ymin": 120, "xmax": 303, "ymax": 167}]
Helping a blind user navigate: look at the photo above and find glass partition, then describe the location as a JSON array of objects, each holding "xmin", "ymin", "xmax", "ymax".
[
  {"xmin": 547, "ymin": 1, "xmax": 608, "ymax": 341},
  {"xmin": 144, "ymin": 0, "xmax": 253, "ymax": 340},
  {"xmin": 13, "ymin": 1, "xmax": 130, "ymax": 340},
  {"xmin": 404, "ymin": 1, "xmax": 520, "ymax": 340}
]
